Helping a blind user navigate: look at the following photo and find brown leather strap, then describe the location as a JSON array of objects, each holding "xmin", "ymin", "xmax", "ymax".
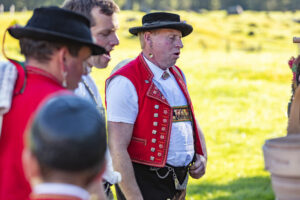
[{"xmin": 172, "ymin": 189, "xmax": 186, "ymax": 200}]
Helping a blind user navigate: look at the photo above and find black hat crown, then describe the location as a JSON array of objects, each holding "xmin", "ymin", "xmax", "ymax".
[
  {"xmin": 129, "ymin": 12, "xmax": 193, "ymax": 37},
  {"xmin": 142, "ymin": 12, "xmax": 180, "ymax": 24},
  {"xmin": 8, "ymin": 6, "xmax": 105, "ymax": 55}
]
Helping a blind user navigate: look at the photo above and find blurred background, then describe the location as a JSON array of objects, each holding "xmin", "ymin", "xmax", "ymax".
[{"xmin": 0, "ymin": 0, "xmax": 300, "ymax": 11}]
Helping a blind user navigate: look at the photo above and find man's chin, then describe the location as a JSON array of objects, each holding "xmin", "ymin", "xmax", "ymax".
[
  {"xmin": 94, "ymin": 63, "xmax": 108, "ymax": 69},
  {"xmin": 93, "ymin": 57, "xmax": 109, "ymax": 69},
  {"xmin": 67, "ymin": 83, "xmax": 78, "ymax": 91}
]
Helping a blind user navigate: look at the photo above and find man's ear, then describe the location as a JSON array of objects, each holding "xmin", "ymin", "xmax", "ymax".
[
  {"xmin": 144, "ymin": 32, "xmax": 153, "ymax": 47},
  {"xmin": 57, "ymin": 47, "xmax": 69, "ymax": 72},
  {"xmin": 22, "ymin": 149, "xmax": 42, "ymax": 186}
]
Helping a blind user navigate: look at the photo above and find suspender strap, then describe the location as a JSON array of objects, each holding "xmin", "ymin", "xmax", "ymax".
[{"xmin": 8, "ymin": 59, "xmax": 27, "ymax": 95}]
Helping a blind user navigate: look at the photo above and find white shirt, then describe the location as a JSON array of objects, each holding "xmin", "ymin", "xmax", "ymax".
[
  {"xmin": 33, "ymin": 183, "xmax": 90, "ymax": 200},
  {"xmin": 106, "ymin": 56, "xmax": 195, "ymax": 167},
  {"xmin": 75, "ymin": 74, "xmax": 104, "ymax": 115},
  {"xmin": 74, "ymin": 74, "xmax": 121, "ymax": 184},
  {"xmin": 0, "ymin": 61, "xmax": 17, "ymax": 136}
]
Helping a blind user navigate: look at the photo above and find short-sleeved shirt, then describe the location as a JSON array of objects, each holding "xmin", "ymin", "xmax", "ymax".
[{"xmin": 106, "ymin": 57, "xmax": 194, "ymax": 167}]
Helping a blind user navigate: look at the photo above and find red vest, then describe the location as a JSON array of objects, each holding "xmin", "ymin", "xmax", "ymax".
[
  {"xmin": 0, "ymin": 60, "xmax": 66, "ymax": 200},
  {"xmin": 106, "ymin": 54, "xmax": 204, "ymax": 167}
]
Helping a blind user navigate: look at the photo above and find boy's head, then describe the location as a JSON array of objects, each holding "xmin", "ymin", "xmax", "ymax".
[{"xmin": 23, "ymin": 94, "xmax": 107, "ymax": 187}]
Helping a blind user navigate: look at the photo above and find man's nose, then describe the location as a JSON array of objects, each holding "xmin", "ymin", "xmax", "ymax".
[
  {"xmin": 177, "ymin": 39, "xmax": 183, "ymax": 48},
  {"xmin": 110, "ymin": 32, "xmax": 119, "ymax": 47}
]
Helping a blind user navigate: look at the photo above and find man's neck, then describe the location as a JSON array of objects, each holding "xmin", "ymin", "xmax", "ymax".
[
  {"xmin": 26, "ymin": 59, "xmax": 62, "ymax": 83},
  {"xmin": 143, "ymin": 51, "xmax": 169, "ymax": 70},
  {"xmin": 142, "ymin": 51, "xmax": 169, "ymax": 70}
]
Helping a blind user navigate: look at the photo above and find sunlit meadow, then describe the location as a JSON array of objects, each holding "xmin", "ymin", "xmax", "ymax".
[{"xmin": 1, "ymin": 10, "xmax": 300, "ymax": 199}]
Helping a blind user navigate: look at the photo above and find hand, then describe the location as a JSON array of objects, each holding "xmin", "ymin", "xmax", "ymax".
[{"xmin": 189, "ymin": 154, "xmax": 207, "ymax": 179}]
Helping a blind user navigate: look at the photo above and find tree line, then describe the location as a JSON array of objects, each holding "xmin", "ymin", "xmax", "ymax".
[{"xmin": 1, "ymin": 0, "xmax": 299, "ymax": 11}]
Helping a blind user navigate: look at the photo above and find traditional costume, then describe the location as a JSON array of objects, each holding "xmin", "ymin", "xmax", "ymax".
[
  {"xmin": 106, "ymin": 12, "xmax": 205, "ymax": 200},
  {"xmin": 0, "ymin": 61, "xmax": 66, "ymax": 199},
  {"xmin": 0, "ymin": 6, "xmax": 105, "ymax": 199}
]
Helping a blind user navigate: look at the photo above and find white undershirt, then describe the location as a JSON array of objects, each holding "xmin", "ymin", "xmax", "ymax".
[
  {"xmin": 33, "ymin": 183, "xmax": 90, "ymax": 200},
  {"xmin": 106, "ymin": 56, "xmax": 194, "ymax": 167},
  {"xmin": 74, "ymin": 74, "xmax": 121, "ymax": 184}
]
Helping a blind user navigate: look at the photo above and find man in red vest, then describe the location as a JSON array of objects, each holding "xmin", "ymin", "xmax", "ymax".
[
  {"xmin": 23, "ymin": 95, "xmax": 107, "ymax": 200},
  {"xmin": 0, "ymin": 6, "xmax": 105, "ymax": 200},
  {"xmin": 106, "ymin": 12, "xmax": 207, "ymax": 200}
]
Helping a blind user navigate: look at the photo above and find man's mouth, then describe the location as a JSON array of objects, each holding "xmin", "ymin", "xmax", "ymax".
[{"xmin": 102, "ymin": 51, "xmax": 111, "ymax": 60}]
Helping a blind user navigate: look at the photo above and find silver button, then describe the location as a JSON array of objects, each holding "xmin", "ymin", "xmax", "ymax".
[
  {"xmin": 164, "ymin": 110, "xmax": 168, "ymax": 114},
  {"xmin": 161, "ymin": 127, "xmax": 166, "ymax": 131},
  {"xmin": 154, "ymin": 105, "xmax": 159, "ymax": 109},
  {"xmin": 153, "ymin": 91, "xmax": 157, "ymax": 94},
  {"xmin": 151, "ymin": 147, "xmax": 155, "ymax": 152},
  {"xmin": 152, "ymin": 130, "xmax": 157, "ymax": 134},
  {"xmin": 152, "ymin": 138, "xmax": 156, "ymax": 143},
  {"xmin": 150, "ymin": 156, "xmax": 154, "ymax": 161},
  {"xmin": 153, "ymin": 122, "xmax": 158, "ymax": 126},
  {"xmin": 145, "ymin": 80, "xmax": 149, "ymax": 83},
  {"xmin": 160, "ymin": 135, "xmax": 165, "ymax": 139},
  {"xmin": 159, "ymin": 144, "xmax": 163, "ymax": 149},
  {"xmin": 158, "ymin": 152, "xmax": 162, "ymax": 157},
  {"xmin": 154, "ymin": 113, "xmax": 158, "ymax": 117},
  {"xmin": 163, "ymin": 119, "xmax": 167, "ymax": 123}
]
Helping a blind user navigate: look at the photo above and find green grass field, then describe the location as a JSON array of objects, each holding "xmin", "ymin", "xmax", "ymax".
[{"xmin": 1, "ymin": 10, "xmax": 300, "ymax": 199}]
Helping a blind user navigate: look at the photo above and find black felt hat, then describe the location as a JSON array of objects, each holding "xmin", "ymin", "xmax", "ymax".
[
  {"xmin": 8, "ymin": 6, "xmax": 106, "ymax": 55},
  {"xmin": 30, "ymin": 94, "xmax": 107, "ymax": 171},
  {"xmin": 129, "ymin": 12, "xmax": 193, "ymax": 37}
]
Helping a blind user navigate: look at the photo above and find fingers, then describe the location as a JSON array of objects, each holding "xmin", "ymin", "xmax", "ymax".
[
  {"xmin": 189, "ymin": 154, "xmax": 206, "ymax": 179},
  {"xmin": 189, "ymin": 161, "xmax": 205, "ymax": 178}
]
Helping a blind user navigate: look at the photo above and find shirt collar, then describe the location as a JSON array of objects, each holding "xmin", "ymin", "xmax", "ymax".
[
  {"xmin": 143, "ymin": 55, "xmax": 171, "ymax": 81},
  {"xmin": 33, "ymin": 183, "xmax": 90, "ymax": 200}
]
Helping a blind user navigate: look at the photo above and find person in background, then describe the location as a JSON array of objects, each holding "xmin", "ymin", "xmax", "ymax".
[
  {"xmin": 106, "ymin": 12, "xmax": 207, "ymax": 200},
  {"xmin": 23, "ymin": 95, "xmax": 107, "ymax": 200},
  {"xmin": 0, "ymin": 6, "xmax": 105, "ymax": 200},
  {"xmin": 62, "ymin": 1, "xmax": 121, "ymax": 199}
]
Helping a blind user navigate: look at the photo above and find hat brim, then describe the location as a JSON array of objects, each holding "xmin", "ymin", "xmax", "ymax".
[
  {"xmin": 129, "ymin": 22, "xmax": 193, "ymax": 37},
  {"xmin": 8, "ymin": 27, "xmax": 106, "ymax": 55}
]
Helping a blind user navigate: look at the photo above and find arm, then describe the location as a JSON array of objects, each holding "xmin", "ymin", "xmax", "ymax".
[
  {"xmin": 108, "ymin": 121, "xmax": 143, "ymax": 200},
  {"xmin": 189, "ymin": 120, "xmax": 207, "ymax": 179}
]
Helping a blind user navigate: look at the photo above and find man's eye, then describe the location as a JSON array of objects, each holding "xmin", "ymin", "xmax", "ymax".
[{"xmin": 99, "ymin": 32, "xmax": 111, "ymax": 37}]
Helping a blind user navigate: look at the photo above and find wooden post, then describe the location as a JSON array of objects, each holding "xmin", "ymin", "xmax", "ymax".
[
  {"xmin": 0, "ymin": 4, "xmax": 4, "ymax": 14},
  {"xmin": 293, "ymin": 37, "xmax": 300, "ymax": 55},
  {"xmin": 9, "ymin": 4, "xmax": 15, "ymax": 15}
]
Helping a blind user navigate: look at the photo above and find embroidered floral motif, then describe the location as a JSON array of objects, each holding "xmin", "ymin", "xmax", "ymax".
[{"xmin": 172, "ymin": 105, "xmax": 192, "ymax": 122}]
